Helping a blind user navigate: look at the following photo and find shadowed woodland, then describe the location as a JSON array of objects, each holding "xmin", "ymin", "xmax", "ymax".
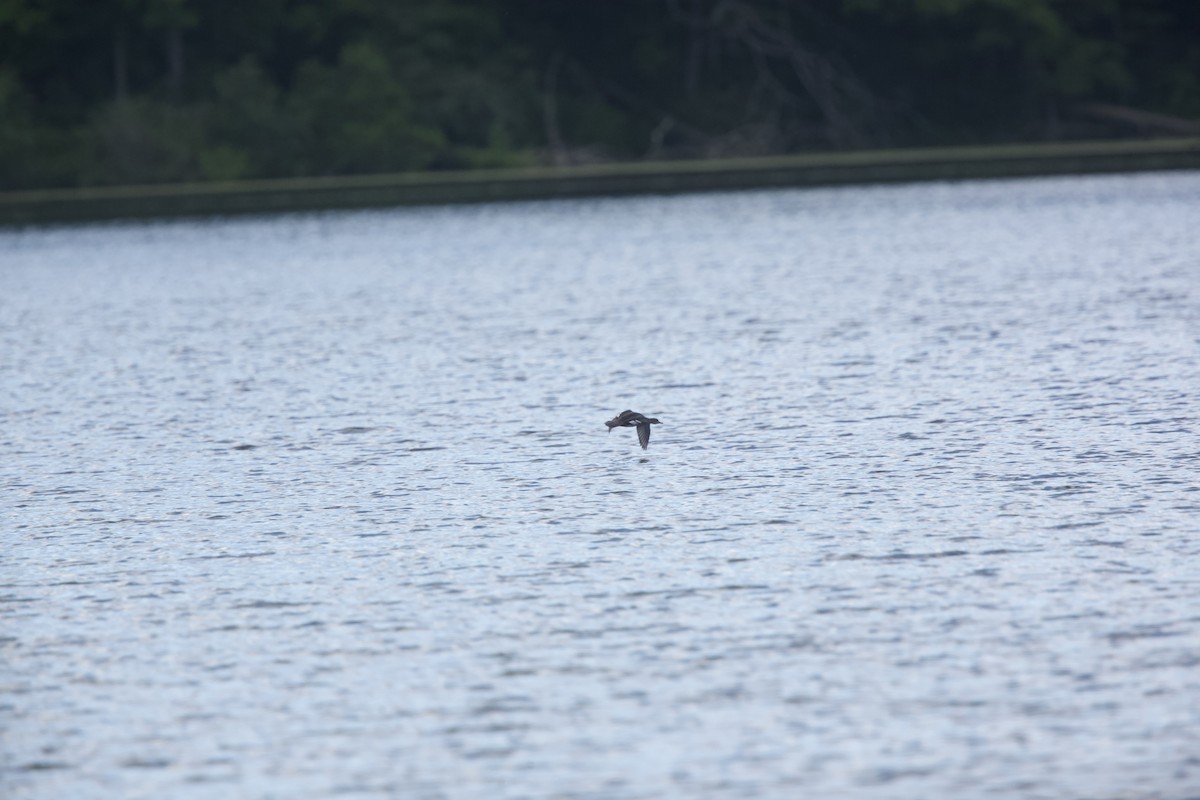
[{"xmin": 2, "ymin": 0, "xmax": 1198, "ymax": 190}]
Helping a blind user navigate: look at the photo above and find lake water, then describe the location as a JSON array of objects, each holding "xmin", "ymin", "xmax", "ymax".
[{"xmin": 3, "ymin": 171, "xmax": 1199, "ymax": 799}]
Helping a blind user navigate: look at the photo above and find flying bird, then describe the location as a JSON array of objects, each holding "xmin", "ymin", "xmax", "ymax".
[{"xmin": 605, "ymin": 410, "xmax": 662, "ymax": 450}]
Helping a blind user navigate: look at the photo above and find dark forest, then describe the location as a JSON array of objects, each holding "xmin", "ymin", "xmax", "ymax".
[{"xmin": 2, "ymin": 0, "xmax": 1198, "ymax": 189}]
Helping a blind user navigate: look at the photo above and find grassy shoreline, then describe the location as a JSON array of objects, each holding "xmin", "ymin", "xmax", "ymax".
[{"xmin": 3, "ymin": 138, "xmax": 1198, "ymax": 226}]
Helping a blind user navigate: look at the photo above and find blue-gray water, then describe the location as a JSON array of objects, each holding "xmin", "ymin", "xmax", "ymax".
[{"xmin": 3, "ymin": 172, "xmax": 1199, "ymax": 799}]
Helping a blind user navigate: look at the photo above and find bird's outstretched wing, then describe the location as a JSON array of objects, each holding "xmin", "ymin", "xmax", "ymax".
[{"xmin": 637, "ymin": 421, "xmax": 651, "ymax": 449}]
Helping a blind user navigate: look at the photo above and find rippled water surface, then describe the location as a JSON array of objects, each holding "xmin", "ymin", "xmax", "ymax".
[{"xmin": 4, "ymin": 172, "xmax": 1200, "ymax": 799}]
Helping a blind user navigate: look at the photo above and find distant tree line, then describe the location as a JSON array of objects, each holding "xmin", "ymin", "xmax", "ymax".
[{"xmin": 2, "ymin": 0, "xmax": 1198, "ymax": 189}]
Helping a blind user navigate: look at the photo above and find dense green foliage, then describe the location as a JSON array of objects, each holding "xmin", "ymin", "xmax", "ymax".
[{"xmin": 2, "ymin": 0, "xmax": 1197, "ymax": 189}]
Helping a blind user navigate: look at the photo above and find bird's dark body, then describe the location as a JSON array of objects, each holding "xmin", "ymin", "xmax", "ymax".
[{"xmin": 605, "ymin": 410, "xmax": 662, "ymax": 450}]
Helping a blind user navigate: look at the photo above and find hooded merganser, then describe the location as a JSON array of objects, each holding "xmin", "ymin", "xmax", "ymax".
[{"xmin": 605, "ymin": 410, "xmax": 662, "ymax": 450}]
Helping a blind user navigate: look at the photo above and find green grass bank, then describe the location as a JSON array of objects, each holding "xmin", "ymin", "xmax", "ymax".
[{"xmin": 3, "ymin": 138, "xmax": 1198, "ymax": 226}]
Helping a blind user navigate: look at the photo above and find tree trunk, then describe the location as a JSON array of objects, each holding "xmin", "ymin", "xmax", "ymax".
[
  {"xmin": 114, "ymin": 27, "xmax": 129, "ymax": 103},
  {"xmin": 167, "ymin": 27, "xmax": 184, "ymax": 100},
  {"xmin": 685, "ymin": 0, "xmax": 704, "ymax": 97},
  {"xmin": 543, "ymin": 53, "xmax": 566, "ymax": 165}
]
